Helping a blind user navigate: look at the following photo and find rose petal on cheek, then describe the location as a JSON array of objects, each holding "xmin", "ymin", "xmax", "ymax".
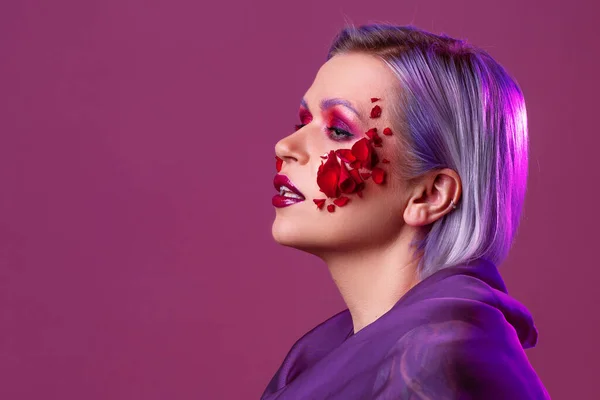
[
  {"xmin": 348, "ymin": 168, "xmax": 363, "ymax": 184},
  {"xmin": 351, "ymin": 138, "xmax": 370, "ymax": 163},
  {"xmin": 371, "ymin": 167, "xmax": 386, "ymax": 184},
  {"xmin": 370, "ymin": 105, "xmax": 382, "ymax": 118},
  {"xmin": 335, "ymin": 149, "xmax": 356, "ymax": 163},
  {"xmin": 338, "ymin": 162, "xmax": 357, "ymax": 194},
  {"xmin": 350, "ymin": 160, "xmax": 363, "ymax": 169},
  {"xmin": 318, "ymin": 169, "xmax": 340, "ymax": 198},
  {"xmin": 383, "ymin": 127, "xmax": 393, "ymax": 136},
  {"xmin": 371, "ymin": 150, "xmax": 380, "ymax": 168},
  {"xmin": 357, "ymin": 189, "xmax": 363, "ymax": 198},
  {"xmin": 275, "ymin": 156, "xmax": 283, "ymax": 172},
  {"xmin": 316, "ymin": 150, "xmax": 341, "ymax": 198},
  {"xmin": 360, "ymin": 172, "xmax": 372, "ymax": 180},
  {"xmin": 365, "ymin": 128, "xmax": 383, "ymax": 147},
  {"xmin": 382, "ymin": 158, "xmax": 390, "ymax": 164},
  {"xmin": 333, "ymin": 196, "xmax": 350, "ymax": 207},
  {"xmin": 313, "ymin": 198, "xmax": 326, "ymax": 209},
  {"xmin": 327, "ymin": 204, "xmax": 336, "ymax": 213},
  {"xmin": 370, "ymin": 97, "xmax": 380, "ymax": 103}
]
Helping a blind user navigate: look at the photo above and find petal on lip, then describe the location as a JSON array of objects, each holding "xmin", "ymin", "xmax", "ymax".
[{"xmin": 275, "ymin": 156, "xmax": 283, "ymax": 172}]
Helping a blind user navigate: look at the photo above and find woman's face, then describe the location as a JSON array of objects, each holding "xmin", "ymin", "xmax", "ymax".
[{"xmin": 272, "ymin": 52, "xmax": 411, "ymax": 255}]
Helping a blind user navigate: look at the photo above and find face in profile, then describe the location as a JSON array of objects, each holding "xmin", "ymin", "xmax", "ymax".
[{"xmin": 272, "ymin": 52, "xmax": 412, "ymax": 256}]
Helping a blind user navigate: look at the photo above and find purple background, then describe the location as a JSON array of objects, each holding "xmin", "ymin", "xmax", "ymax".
[{"xmin": 0, "ymin": 0, "xmax": 596, "ymax": 398}]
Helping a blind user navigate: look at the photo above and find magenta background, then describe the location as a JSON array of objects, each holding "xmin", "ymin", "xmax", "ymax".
[{"xmin": 0, "ymin": 0, "xmax": 596, "ymax": 398}]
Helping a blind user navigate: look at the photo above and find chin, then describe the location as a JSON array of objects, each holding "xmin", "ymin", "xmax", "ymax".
[{"xmin": 271, "ymin": 217, "xmax": 300, "ymax": 245}]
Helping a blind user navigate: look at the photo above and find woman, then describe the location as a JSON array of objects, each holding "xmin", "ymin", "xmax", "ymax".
[{"xmin": 265, "ymin": 24, "xmax": 550, "ymax": 399}]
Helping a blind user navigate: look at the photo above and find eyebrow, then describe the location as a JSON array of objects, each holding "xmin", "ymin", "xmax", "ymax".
[{"xmin": 300, "ymin": 97, "xmax": 361, "ymax": 119}]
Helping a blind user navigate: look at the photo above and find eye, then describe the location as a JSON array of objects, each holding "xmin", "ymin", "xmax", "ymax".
[
  {"xmin": 327, "ymin": 126, "xmax": 354, "ymax": 142},
  {"xmin": 293, "ymin": 124, "xmax": 354, "ymax": 142}
]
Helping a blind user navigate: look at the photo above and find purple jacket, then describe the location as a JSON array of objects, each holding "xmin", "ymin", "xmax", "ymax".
[{"xmin": 261, "ymin": 258, "xmax": 550, "ymax": 399}]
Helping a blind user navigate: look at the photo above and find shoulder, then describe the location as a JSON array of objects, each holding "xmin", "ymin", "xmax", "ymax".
[{"xmin": 370, "ymin": 320, "xmax": 550, "ymax": 399}]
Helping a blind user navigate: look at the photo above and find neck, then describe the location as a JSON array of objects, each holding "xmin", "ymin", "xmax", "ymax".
[{"xmin": 321, "ymin": 230, "xmax": 422, "ymax": 334}]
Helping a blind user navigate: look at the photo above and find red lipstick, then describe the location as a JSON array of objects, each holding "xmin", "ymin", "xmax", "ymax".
[{"xmin": 273, "ymin": 174, "xmax": 305, "ymax": 208}]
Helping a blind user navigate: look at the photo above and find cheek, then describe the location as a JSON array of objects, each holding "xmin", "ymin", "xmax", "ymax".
[
  {"xmin": 278, "ymin": 96, "xmax": 397, "ymax": 215},
  {"xmin": 312, "ymin": 134, "xmax": 392, "ymax": 213}
]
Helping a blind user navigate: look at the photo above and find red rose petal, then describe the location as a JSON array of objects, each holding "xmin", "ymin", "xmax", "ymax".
[
  {"xmin": 382, "ymin": 158, "xmax": 390, "ymax": 164},
  {"xmin": 327, "ymin": 204, "xmax": 335, "ymax": 212},
  {"xmin": 317, "ymin": 150, "xmax": 342, "ymax": 198},
  {"xmin": 383, "ymin": 127, "xmax": 393, "ymax": 136},
  {"xmin": 333, "ymin": 196, "xmax": 350, "ymax": 207},
  {"xmin": 350, "ymin": 160, "xmax": 363, "ymax": 169},
  {"xmin": 275, "ymin": 156, "xmax": 283, "ymax": 172},
  {"xmin": 357, "ymin": 189, "xmax": 363, "ymax": 198},
  {"xmin": 370, "ymin": 97, "xmax": 380, "ymax": 103},
  {"xmin": 338, "ymin": 161, "xmax": 357, "ymax": 194},
  {"xmin": 313, "ymin": 198, "xmax": 326, "ymax": 210},
  {"xmin": 320, "ymin": 155, "xmax": 328, "ymax": 160},
  {"xmin": 366, "ymin": 150, "xmax": 380, "ymax": 169},
  {"xmin": 372, "ymin": 167, "xmax": 386, "ymax": 184},
  {"xmin": 365, "ymin": 127, "xmax": 377, "ymax": 138},
  {"xmin": 335, "ymin": 149, "xmax": 356, "ymax": 163},
  {"xmin": 370, "ymin": 105, "xmax": 382, "ymax": 118},
  {"xmin": 348, "ymin": 168, "xmax": 363, "ymax": 184},
  {"xmin": 351, "ymin": 138, "xmax": 370, "ymax": 162},
  {"xmin": 360, "ymin": 172, "xmax": 371, "ymax": 180},
  {"xmin": 365, "ymin": 128, "xmax": 382, "ymax": 146}
]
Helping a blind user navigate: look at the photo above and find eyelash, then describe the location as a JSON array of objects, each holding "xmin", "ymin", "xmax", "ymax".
[{"xmin": 294, "ymin": 124, "xmax": 354, "ymax": 142}]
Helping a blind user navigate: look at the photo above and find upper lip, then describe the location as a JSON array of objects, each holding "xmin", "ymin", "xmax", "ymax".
[{"xmin": 274, "ymin": 174, "xmax": 305, "ymax": 198}]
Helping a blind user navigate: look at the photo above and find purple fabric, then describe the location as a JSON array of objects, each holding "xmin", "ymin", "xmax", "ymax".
[{"xmin": 261, "ymin": 258, "xmax": 550, "ymax": 399}]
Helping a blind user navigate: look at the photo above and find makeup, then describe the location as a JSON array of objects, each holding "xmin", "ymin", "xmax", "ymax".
[
  {"xmin": 273, "ymin": 174, "xmax": 306, "ymax": 208},
  {"xmin": 272, "ymin": 95, "xmax": 391, "ymax": 212},
  {"xmin": 311, "ymin": 95, "xmax": 389, "ymax": 211},
  {"xmin": 299, "ymin": 97, "xmax": 362, "ymax": 138}
]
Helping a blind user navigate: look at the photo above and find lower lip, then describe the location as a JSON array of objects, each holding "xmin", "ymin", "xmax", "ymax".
[{"xmin": 272, "ymin": 194, "xmax": 305, "ymax": 208}]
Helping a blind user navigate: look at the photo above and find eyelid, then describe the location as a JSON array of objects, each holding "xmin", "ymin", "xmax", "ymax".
[{"xmin": 299, "ymin": 107, "xmax": 357, "ymax": 132}]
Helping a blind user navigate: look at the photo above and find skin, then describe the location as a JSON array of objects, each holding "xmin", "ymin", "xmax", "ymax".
[{"xmin": 272, "ymin": 51, "xmax": 462, "ymax": 334}]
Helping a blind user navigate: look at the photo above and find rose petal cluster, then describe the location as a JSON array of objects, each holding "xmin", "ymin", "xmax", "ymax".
[
  {"xmin": 275, "ymin": 96, "xmax": 396, "ymax": 213},
  {"xmin": 311, "ymin": 97, "xmax": 397, "ymax": 212}
]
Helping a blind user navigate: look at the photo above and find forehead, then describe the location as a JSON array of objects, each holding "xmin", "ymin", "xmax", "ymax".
[{"xmin": 304, "ymin": 52, "xmax": 398, "ymax": 103}]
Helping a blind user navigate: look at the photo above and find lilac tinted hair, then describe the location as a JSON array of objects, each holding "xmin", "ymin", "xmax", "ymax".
[{"xmin": 326, "ymin": 24, "xmax": 528, "ymax": 280}]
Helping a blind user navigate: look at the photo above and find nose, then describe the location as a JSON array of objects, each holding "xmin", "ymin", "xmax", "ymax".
[{"xmin": 274, "ymin": 128, "xmax": 310, "ymax": 167}]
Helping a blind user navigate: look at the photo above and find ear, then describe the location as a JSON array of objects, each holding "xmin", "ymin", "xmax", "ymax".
[{"xmin": 403, "ymin": 168, "xmax": 462, "ymax": 227}]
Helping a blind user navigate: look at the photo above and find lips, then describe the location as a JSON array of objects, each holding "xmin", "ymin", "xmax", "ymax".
[{"xmin": 273, "ymin": 174, "xmax": 305, "ymax": 198}]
